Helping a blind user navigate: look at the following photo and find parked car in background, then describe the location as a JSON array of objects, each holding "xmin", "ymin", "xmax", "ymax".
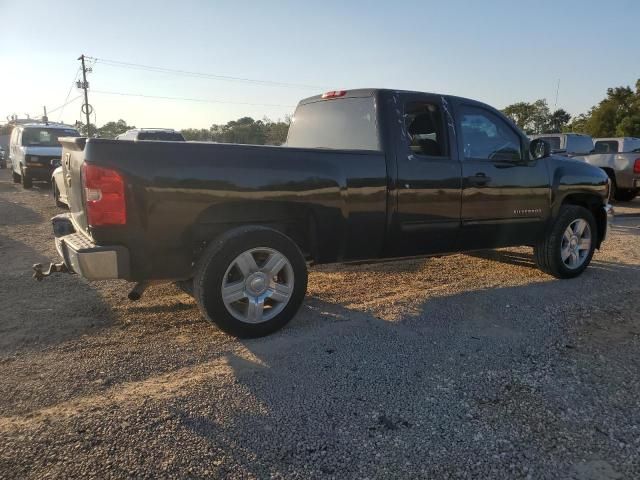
[
  {"xmin": 9, "ymin": 123, "xmax": 80, "ymax": 188},
  {"xmin": 529, "ymin": 133, "xmax": 594, "ymax": 157},
  {"xmin": 115, "ymin": 128, "xmax": 185, "ymax": 141},
  {"xmin": 0, "ymin": 146, "xmax": 6, "ymax": 168},
  {"xmin": 573, "ymin": 137, "xmax": 640, "ymax": 202},
  {"xmin": 40, "ymin": 89, "xmax": 611, "ymax": 338},
  {"xmin": 51, "ymin": 162, "xmax": 67, "ymax": 208}
]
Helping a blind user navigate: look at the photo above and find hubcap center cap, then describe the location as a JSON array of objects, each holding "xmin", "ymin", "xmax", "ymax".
[
  {"xmin": 569, "ymin": 236, "xmax": 578, "ymax": 249},
  {"xmin": 247, "ymin": 273, "xmax": 267, "ymax": 295}
]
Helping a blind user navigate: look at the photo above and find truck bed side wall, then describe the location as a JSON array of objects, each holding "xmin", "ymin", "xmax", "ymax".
[{"xmin": 80, "ymin": 140, "xmax": 388, "ymax": 280}]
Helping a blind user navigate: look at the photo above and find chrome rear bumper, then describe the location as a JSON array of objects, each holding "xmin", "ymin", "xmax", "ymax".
[{"xmin": 52, "ymin": 214, "xmax": 130, "ymax": 280}]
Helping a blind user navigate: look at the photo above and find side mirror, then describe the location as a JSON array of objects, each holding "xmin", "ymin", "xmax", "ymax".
[
  {"xmin": 530, "ymin": 138, "xmax": 551, "ymax": 160},
  {"xmin": 51, "ymin": 158, "xmax": 62, "ymax": 168}
]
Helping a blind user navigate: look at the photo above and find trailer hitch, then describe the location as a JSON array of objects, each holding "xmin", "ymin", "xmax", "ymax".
[{"xmin": 32, "ymin": 262, "xmax": 70, "ymax": 281}]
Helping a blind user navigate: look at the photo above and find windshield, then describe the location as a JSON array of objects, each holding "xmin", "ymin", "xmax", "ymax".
[{"xmin": 21, "ymin": 128, "xmax": 80, "ymax": 147}]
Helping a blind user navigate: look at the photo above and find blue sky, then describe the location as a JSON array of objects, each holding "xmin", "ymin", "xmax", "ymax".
[{"xmin": 1, "ymin": 0, "xmax": 638, "ymax": 129}]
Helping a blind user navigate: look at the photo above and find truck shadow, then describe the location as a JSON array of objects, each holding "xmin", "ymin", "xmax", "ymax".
[
  {"xmin": 0, "ymin": 197, "xmax": 44, "ymax": 226},
  {"xmin": 171, "ymin": 254, "xmax": 638, "ymax": 475},
  {"xmin": 464, "ymin": 249, "xmax": 538, "ymax": 269},
  {"xmin": 0, "ymin": 233, "xmax": 114, "ymax": 355}
]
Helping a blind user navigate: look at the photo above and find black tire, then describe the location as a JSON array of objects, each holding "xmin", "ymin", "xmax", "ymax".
[
  {"xmin": 614, "ymin": 189, "xmax": 638, "ymax": 202},
  {"xmin": 534, "ymin": 205, "xmax": 597, "ymax": 279},
  {"xmin": 21, "ymin": 170, "xmax": 32, "ymax": 189},
  {"xmin": 52, "ymin": 182, "xmax": 65, "ymax": 208},
  {"xmin": 12, "ymin": 171, "xmax": 21, "ymax": 183},
  {"xmin": 194, "ymin": 226, "xmax": 308, "ymax": 338}
]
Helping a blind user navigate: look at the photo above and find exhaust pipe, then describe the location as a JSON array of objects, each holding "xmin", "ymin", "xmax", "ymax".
[{"xmin": 128, "ymin": 281, "xmax": 149, "ymax": 301}]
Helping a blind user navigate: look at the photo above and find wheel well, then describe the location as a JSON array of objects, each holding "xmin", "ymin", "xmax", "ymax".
[
  {"xmin": 601, "ymin": 167, "xmax": 616, "ymax": 185},
  {"xmin": 191, "ymin": 202, "xmax": 318, "ymax": 265},
  {"xmin": 561, "ymin": 194, "xmax": 605, "ymax": 248}
]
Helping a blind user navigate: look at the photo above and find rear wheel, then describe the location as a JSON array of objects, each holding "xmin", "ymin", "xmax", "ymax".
[
  {"xmin": 534, "ymin": 205, "xmax": 597, "ymax": 279},
  {"xmin": 52, "ymin": 181, "xmax": 65, "ymax": 208},
  {"xmin": 194, "ymin": 226, "xmax": 308, "ymax": 338},
  {"xmin": 614, "ymin": 189, "xmax": 638, "ymax": 202}
]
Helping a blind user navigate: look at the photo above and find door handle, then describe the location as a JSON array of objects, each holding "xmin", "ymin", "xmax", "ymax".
[{"xmin": 468, "ymin": 173, "xmax": 491, "ymax": 186}]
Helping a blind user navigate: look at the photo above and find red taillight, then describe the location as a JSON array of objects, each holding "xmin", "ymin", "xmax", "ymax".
[
  {"xmin": 81, "ymin": 163, "xmax": 126, "ymax": 226},
  {"xmin": 321, "ymin": 90, "xmax": 347, "ymax": 99},
  {"xmin": 634, "ymin": 158, "xmax": 640, "ymax": 174}
]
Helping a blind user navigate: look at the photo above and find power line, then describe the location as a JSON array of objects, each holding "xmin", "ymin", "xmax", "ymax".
[
  {"xmin": 92, "ymin": 90, "xmax": 296, "ymax": 108},
  {"xmin": 87, "ymin": 56, "xmax": 327, "ymax": 90},
  {"xmin": 48, "ymin": 95, "xmax": 83, "ymax": 115},
  {"xmin": 58, "ymin": 67, "xmax": 81, "ymax": 121}
]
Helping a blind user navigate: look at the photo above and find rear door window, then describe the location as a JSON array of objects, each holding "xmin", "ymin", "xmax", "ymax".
[{"xmin": 404, "ymin": 102, "xmax": 448, "ymax": 157}]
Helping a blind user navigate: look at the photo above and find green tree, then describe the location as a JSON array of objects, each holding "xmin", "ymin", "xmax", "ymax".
[
  {"xmin": 568, "ymin": 79, "xmax": 640, "ymax": 137},
  {"xmin": 181, "ymin": 128, "xmax": 212, "ymax": 141},
  {"xmin": 502, "ymin": 102, "xmax": 536, "ymax": 132},
  {"xmin": 502, "ymin": 99, "xmax": 560, "ymax": 134},
  {"xmin": 97, "ymin": 119, "xmax": 134, "ymax": 139},
  {"xmin": 547, "ymin": 109, "xmax": 571, "ymax": 133}
]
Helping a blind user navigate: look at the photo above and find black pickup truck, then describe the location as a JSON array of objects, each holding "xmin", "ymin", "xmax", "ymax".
[{"xmin": 40, "ymin": 89, "xmax": 611, "ymax": 337}]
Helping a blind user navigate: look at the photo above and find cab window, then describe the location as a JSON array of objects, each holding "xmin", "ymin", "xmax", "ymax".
[
  {"xmin": 460, "ymin": 106, "xmax": 521, "ymax": 161},
  {"xmin": 404, "ymin": 102, "xmax": 447, "ymax": 157},
  {"xmin": 594, "ymin": 140, "xmax": 618, "ymax": 154}
]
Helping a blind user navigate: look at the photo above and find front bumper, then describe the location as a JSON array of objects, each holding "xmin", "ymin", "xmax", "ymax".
[
  {"xmin": 24, "ymin": 165, "xmax": 54, "ymax": 181},
  {"xmin": 52, "ymin": 214, "xmax": 130, "ymax": 280}
]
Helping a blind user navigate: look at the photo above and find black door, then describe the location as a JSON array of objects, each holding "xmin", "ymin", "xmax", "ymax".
[
  {"xmin": 454, "ymin": 103, "xmax": 550, "ymax": 249},
  {"xmin": 393, "ymin": 95, "xmax": 462, "ymax": 255}
]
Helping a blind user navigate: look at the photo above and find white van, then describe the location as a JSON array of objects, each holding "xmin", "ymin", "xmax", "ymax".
[{"xmin": 9, "ymin": 123, "xmax": 79, "ymax": 189}]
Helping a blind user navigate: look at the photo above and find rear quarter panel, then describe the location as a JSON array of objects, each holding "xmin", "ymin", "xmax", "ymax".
[{"xmin": 79, "ymin": 140, "xmax": 388, "ymax": 280}]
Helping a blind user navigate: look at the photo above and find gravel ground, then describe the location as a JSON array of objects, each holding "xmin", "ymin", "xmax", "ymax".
[{"xmin": 0, "ymin": 168, "xmax": 639, "ymax": 479}]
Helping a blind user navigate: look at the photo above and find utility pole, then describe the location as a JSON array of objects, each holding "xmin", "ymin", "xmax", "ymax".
[
  {"xmin": 77, "ymin": 54, "xmax": 92, "ymax": 136},
  {"xmin": 42, "ymin": 106, "xmax": 48, "ymax": 124}
]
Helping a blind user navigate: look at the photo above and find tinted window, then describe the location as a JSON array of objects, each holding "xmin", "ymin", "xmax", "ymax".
[
  {"xmin": 460, "ymin": 106, "xmax": 521, "ymax": 161},
  {"xmin": 137, "ymin": 131, "xmax": 185, "ymax": 141},
  {"xmin": 538, "ymin": 136, "xmax": 561, "ymax": 151},
  {"xmin": 404, "ymin": 102, "xmax": 447, "ymax": 156},
  {"xmin": 21, "ymin": 128, "xmax": 80, "ymax": 147},
  {"xmin": 594, "ymin": 140, "xmax": 618, "ymax": 154},
  {"xmin": 565, "ymin": 136, "xmax": 594, "ymax": 155},
  {"xmin": 286, "ymin": 97, "xmax": 379, "ymax": 150}
]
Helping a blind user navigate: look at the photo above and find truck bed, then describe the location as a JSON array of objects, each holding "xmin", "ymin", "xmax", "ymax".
[{"xmin": 60, "ymin": 137, "xmax": 388, "ymax": 280}]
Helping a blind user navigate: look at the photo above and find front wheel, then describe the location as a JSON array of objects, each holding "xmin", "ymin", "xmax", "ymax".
[
  {"xmin": 21, "ymin": 170, "xmax": 32, "ymax": 189},
  {"xmin": 534, "ymin": 205, "xmax": 597, "ymax": 279},
  {"xmin": 12, "ymin": 171, "xmax": 20, "ymax": 184},
  {"xmin": 194, "ymin": 226, "xmax": 308, "ymax": 338}
]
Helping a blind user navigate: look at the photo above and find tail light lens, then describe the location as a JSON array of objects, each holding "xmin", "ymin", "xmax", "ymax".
[
  {"xmin": 81, "ymin": 163, "xmax": 126, "ymax": 226},
  {"xmin": 634, "ymin": 158, "xmax": 640, "ymax": 174}
]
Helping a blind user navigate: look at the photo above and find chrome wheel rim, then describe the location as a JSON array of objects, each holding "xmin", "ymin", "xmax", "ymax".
[
  {"xmin": 561, "ymin": 219, "xmax": 591, "ymax": 269},
  {"xmin": 221, "ymin": 247, "xmax": 294, "ymax": 324}
]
